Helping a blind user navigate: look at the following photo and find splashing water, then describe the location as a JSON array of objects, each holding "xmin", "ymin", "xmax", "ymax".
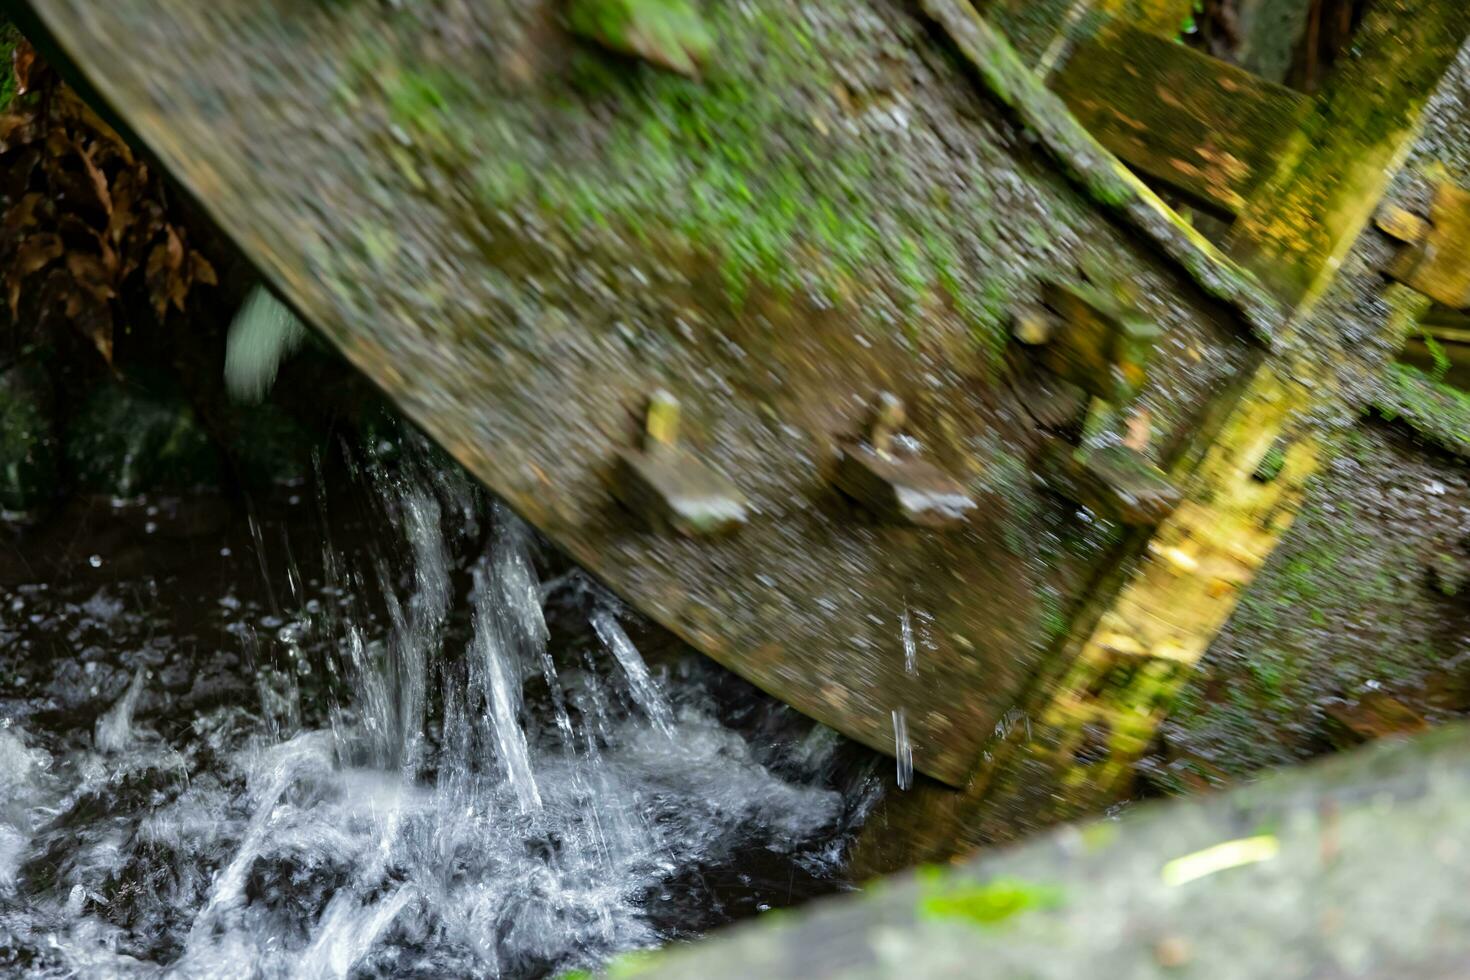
[{"xmin": 0, "ymin": 445, "xmax": 877, "ymax": 978}]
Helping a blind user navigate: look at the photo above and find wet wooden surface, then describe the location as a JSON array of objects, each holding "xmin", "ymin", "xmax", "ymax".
[
  {"xmin": 1051, "ymin": 16, "xmax": 1309, "ymax": 215},
  {"xmin": 18, "ymin": 0, "xmax": 1259, "ymax": 783}
]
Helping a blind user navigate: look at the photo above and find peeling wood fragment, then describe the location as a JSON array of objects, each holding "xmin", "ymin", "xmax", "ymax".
[{"xmin": 1324, "ymin": 693, "xmax": 1429, "ymax": 749}]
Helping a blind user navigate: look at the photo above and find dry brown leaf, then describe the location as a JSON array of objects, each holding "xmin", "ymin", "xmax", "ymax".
[
  {"xmin": 165, "ymin": 226, "xmax": 183, "ymax": 270},
  {"xmin": 0, "ymin": 46, "xmax": 214, "ymax": 358},
  {"xmin": 66, "ymin": 251, "xmax": 117, "ymax": 301},
  {"xmin": 189, "ymin": 251, "xmax": 218, "ymax": 287},
  {"xmin": 0, "ymin": 112, "xmax": 34, "ymax": 150},
  {"xmin": 12, "ymin": 40, "xmax": 35, "ymax": 96},
  {"xmin": 3, "ymin": 192, "xmax": 45, "ymax": 234},
  {"xmin": 76, "ymin": 141, "xmax": 113, "ymax": 216},
  {"xmin": 14, "ymin": 232, "xmax": 62, "ymax": 278}
]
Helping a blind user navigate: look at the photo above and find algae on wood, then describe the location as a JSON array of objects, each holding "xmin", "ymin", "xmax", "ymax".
[
  {"xmin": 1225, "ymin": 0, "xmax": 1470, "ymax": 305},
  {"xmin": 1050, "ymin": 16, "xmax": 1309, "ymax": 215}
]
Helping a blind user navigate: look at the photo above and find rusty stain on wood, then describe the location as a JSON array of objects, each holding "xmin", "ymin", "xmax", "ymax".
[{"xmin": 1049, "ymin": 16, "xmax": 1309, "ymax": 215}]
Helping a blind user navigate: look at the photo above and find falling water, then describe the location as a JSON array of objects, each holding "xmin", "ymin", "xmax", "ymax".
[
  {"xmin": 0, "ymin": 441, "xmax": 877, "ymax": 978},
  {"xmin": 590, "ymin": 606, "xmax": 676, "ymax": 738},
  {"xmin": 892, "ymin": 709, "xmax": 913, "ymax": 792}
]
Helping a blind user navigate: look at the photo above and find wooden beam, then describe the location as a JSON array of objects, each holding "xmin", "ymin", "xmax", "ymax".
[
  {"xmin": 1049, "ymin": 17, "xmax": 1310, "ymax": 216},
  {"xmin": 1095, "ymin": 0, "xmax": 1199, "ymax": 38},
  {"xmin": 1225, "ymin": 0, "xmax": 1470, "ymax": 306},
  {"xmin": 922, "ymin": 0, "xmax": 1284, "ymax": 341},
  {"xmin": 985, "ymin": 0, "xmax": 1196, "ymax": 69}
]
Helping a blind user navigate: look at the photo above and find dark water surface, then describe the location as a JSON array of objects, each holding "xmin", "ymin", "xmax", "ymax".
[{"xmin": 0, "ymin": 444, "xmax": 878, "ymax": 978}]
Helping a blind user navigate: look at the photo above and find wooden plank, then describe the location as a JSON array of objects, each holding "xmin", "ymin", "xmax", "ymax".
[
  {"xmin": 17, "ymin": 0, "xmax": 1262, "ymax": 787},
  {"xmin": 1049, "ymin": 17, "xmax": 1310, "ymax": 216},
  {"xmin": 922, "ymin": 0, "xmax": 1283, "ymax": 341},
  {"xmin": 1226, "ymin": 0, "xmax": 1470, "ymax": 306},
  {"xmin": 1096, "ymin": 0, "xmax": 1199, "ymax": 38},
  {"xmin": 985, "ymin": 0, "xmax": 1196, "ymax": 70}
]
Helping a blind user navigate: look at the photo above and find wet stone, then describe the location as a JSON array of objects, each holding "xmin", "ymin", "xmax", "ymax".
[
  {"xmin": 1323, "ymin": 692, "xmax": 1429, "ymax": 749},
  {"xmin": 0, "ymin": 358, "xmax": 58, "ymax": 513},
  {"xmin": 228, "ymin": 403, "xmax": 315, "ymax": 487}
]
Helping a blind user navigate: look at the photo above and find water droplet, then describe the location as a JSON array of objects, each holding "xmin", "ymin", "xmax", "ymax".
[
  {"xmin": 900, "ymin": 606, "xmax": 918, "ymax": 678},
  {"xmin": 88, "ymin": 555, "xmax": 102, "ymax": 568}
]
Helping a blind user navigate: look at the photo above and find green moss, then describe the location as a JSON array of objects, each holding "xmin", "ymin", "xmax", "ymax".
[
  {"xmin": 1370, "ymin": 363, "xmax": 1470, "ymax": 460},
  {"xmin": 0, "ymin": 21, "xmax": 18, "ymax": 110},
  {"xmin": 65, "ymin": 382, "xmax": 220, "ymax": 496},
  {"xmin": 460, "ymin": 2, "xmax": 1019, "ymax": 357},
  {"xmin": 918, "ymin": 870, "xmax": 1064, "ymax": 926},
  {"xmin": 566, "ymin": 0, "xmax": 713, "ymax": 76},
  {"xmin": 1252, "ymin": 441, "xmax": 1286, "ymax": 482},
  {"xmin": 0, "ymin": 359, "xmax": 57, "ymax": 511}
]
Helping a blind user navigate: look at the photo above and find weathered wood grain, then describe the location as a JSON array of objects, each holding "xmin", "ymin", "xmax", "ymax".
[{"xmin": 1050, "ymin": 17, "xmax": 1309, "ymax": 215}]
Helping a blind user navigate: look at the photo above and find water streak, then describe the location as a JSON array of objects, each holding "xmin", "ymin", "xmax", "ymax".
[
  {"xmin": 591, "ymin": 606, "xmax": 676, "ymax": 738},
  {"xmin": 892, "ymin": 708, "xmax": 913, "ymax": 791}
]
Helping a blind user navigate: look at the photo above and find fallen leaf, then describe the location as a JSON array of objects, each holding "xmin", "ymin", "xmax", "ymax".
[
  {"xmin": 189, "ymin": 251, "xmax": 218, "ymax": 287},
  {"xmin": 76, "ymin": 141, "xmax": 113, "ymax": 216},
  {"xmin": 14, "ymin": 232, "xmax": 63, "ymax": 278},
  {"xmin": 12, "ymin": 40, "xmax": 35, "ymax": 96},
  {"xmin": 1161, "ymin": 835, "xmax": 1279, "ymax": 887}
]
